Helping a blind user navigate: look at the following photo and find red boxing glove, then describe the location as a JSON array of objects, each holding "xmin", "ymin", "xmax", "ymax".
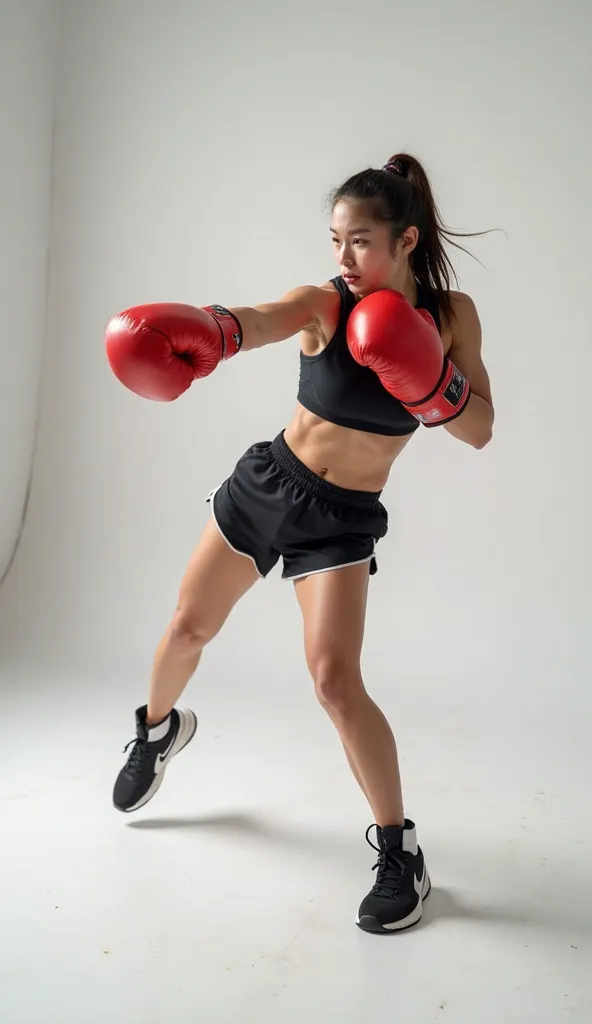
[
  {"xmin": 105, "ymin": 302, "xmax": 242, "ymax": 401},
  {"xmin": 347, "ymin": 290, "xmax": 470, "ymax": 425}
]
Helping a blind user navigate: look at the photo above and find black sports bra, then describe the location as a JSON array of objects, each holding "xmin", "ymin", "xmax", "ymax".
[{"xmin": 297, "ymin": 276, "xmax": 442, "ymax": 436}]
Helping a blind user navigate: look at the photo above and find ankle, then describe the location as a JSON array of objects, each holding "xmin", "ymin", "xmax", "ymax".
[
  {"xmin": 146, "ymin": 708, "xmax": 172, "ymax": 729},
  {"xmin": 377, "ymin": 818, "xmax": 406, "ymax": 830}
]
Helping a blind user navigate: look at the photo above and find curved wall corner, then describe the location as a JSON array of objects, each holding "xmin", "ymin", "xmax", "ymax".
[{"xmin": 0, "ymin": 2, "xmax": 59, "ymax": 584}]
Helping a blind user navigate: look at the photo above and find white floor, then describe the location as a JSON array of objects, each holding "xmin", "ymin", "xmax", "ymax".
[{"xmin": 1, "ymin": 663, "xmax": 590, "ymax": 1024}]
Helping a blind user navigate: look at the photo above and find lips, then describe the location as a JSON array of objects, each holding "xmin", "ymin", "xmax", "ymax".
[{"xmin": 343, "ymin": 273, "xmax": 360, "ymax": 283}]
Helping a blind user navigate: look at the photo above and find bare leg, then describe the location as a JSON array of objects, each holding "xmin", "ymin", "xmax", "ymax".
[
  {"xmin": 147, "ymin": 519, "xmax": 259, "ymax": 723},
  {"xmin": 294, "ymin": 562, "xmax": 404, "ymax": 828}
]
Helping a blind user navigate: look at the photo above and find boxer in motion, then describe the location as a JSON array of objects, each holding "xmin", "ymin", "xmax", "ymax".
[{"xmin": 106, "ymin": 154, "xmax": 494, "ymax": 933}]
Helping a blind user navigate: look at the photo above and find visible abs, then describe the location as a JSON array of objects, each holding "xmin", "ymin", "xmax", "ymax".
[{"xmin": 284, "ymin": 404, "xmax": 414, "ymax": 491}]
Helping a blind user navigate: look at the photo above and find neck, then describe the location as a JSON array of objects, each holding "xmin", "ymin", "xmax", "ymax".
[{"xmin": 388, "ymin": 264, "xmax": 417, "ymax": 306}]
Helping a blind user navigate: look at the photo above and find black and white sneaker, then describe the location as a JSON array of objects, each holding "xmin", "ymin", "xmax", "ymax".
[
  {"xmin": 113, "ymin": 705, "xmax": 197, "ymax": 812},
  {"xmin": 356, "ymin": 819, "xmax": 431, "ymax": 933}
]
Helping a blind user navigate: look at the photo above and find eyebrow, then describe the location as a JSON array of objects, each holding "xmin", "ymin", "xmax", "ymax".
[{"xmin": 330, "ymin": 227, "xmax": 373, "ymax": 236}]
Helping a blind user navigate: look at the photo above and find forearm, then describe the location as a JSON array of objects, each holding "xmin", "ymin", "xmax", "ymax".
[{"xmin": 442, "ymin": 392, "xmax": 494, "ymax": 449}]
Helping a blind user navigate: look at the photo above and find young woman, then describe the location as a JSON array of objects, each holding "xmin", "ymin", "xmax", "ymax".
[{"xmin": 105, "ymin": 153, "xmax": 494, "ymax": 933}]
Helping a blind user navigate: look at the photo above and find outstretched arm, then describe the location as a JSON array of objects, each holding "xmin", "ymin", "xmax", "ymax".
[
  {"xmin": 105, "ymin": 286, "xmax": 332, "ymax": 401},
  {"xmin": 229, "ymin": 286, "xmax": 329, "ymax": 350}
]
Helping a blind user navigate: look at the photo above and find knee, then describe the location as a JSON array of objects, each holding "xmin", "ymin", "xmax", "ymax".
[
  {"xmin": 310, "ymin": 654, "xmax": 364, "ymax": 717},
  {"xmin": 169, "ymin": 607, "xmax": 217, "ymax": 650}
]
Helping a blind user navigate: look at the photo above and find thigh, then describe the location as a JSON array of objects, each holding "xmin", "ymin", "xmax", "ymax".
[
  {"xmin": 293, "ymin": 560, "xmax": 370, "ymax": 673},
  {"xmin": 176, "ymin": 518, "xmax": 260, "ymax": 636}
]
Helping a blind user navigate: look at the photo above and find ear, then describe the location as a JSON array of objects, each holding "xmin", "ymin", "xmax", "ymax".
[{"xmin": 400, "ymin": 225, "xmax": 419, "ymax": 256}]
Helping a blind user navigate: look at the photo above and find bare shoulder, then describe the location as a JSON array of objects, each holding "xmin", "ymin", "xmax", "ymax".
[
  {"xmin": 279, "ymin": 280, "xmax": 337, "ymax": 304},
  {"xmin": 439, "ymin": 291, "xmax": 480, "ymax": 354},
  {"xmin": 447, "ymin": 291, "xmax": 481, "ymax": 335},
  {"xmin": 272, "ymin": 281, "xmax": 338, "ymax": 325},
  {"xmin": 306, "ymin": 280, "xmax": 341, "ymax": 316}
]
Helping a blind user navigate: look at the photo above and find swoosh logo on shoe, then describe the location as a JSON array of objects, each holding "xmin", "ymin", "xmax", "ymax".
[
  {"xmin": 414, "ymin": 864, "xmax": 426, "ymax": 896},
  {"xmin": 154, "ymin": 734, "xmax": 176, "ymax": 773}
]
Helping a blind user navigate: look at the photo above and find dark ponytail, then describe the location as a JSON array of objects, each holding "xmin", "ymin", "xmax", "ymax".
[{"xmin": 330, "ymin": 152, "xmax": 489, "ymax": 323}]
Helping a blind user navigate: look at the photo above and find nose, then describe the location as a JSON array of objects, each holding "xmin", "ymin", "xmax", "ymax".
[{"xmin": 340, "ymin": 246, "xmax": 355, "ymax": 268}]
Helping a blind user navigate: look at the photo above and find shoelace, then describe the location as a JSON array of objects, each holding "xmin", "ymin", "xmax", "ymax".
[
  {"xmin": 365, "ymin": 824, "xmax": 408, "ymax": 898},
  {"xmin": 122, "ymin": 736, "xmax": 149, "ymax": 779}
]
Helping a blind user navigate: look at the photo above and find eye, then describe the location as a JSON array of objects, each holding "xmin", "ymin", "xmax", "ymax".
[{"xmin": 353, "ymin": 238, "xmax": 367, "ymax": 246}]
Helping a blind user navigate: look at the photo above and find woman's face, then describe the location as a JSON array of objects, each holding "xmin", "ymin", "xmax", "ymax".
[{"xmin": 330, "ymin": 200, "xmax": 417, "ymax": 297}]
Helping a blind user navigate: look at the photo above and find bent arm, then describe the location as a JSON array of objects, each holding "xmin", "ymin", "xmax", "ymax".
[
  {"xmin": 228, "ymin": 285, "xmax": 329, "ymax": 351},
  {"xmin": 443, "ymin": 294, "xmax": 494, "ymax": 449}
]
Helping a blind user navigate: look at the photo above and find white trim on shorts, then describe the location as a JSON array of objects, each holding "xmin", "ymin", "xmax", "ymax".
[
  {"xmin": 283, "ymin": 551, "xmax": 376, "ymax": 582},
  {"xmin": 206, "ymin": 486, "xmax": 264, "ymax": 578}
]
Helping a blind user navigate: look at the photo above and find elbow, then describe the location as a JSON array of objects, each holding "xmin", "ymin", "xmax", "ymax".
[
  {"xmin": 469, "ymin": 404, "xmax": 494, "ymax": 449},
  {"xmin": 470, "ymin": 418, "xmax": 494, "ymax": 449},
  {"xmin": 440, "ymin": 401, "xmax": 494, "ymax": 447}
]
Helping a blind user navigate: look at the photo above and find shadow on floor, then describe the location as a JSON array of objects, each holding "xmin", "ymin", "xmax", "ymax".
[{"xmin": 127, "ymin": 811, "xmax": 592, "ymax": 938}]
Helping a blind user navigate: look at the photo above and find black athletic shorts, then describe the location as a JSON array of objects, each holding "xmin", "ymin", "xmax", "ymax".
[{"xmin": 207, "ymin": 431, "xmax": 388, "ymax": 580}]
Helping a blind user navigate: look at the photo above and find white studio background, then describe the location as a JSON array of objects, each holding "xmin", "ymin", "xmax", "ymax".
[
  {"xmin": 0, "ymin": 1, "xmax": 58, "ymax": 586},
  {"xmin": 1, "ymin": 0, "xmax": 590, "ymax": 702},
  {"xmin": 1, "ymin": 2, "xmax": 592, "ymax": 1020}
]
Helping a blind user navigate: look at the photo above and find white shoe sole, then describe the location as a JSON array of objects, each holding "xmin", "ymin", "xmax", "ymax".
[{"xmin": 356, "ymin": 868, "xmax": 432, "ymax": 934}]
